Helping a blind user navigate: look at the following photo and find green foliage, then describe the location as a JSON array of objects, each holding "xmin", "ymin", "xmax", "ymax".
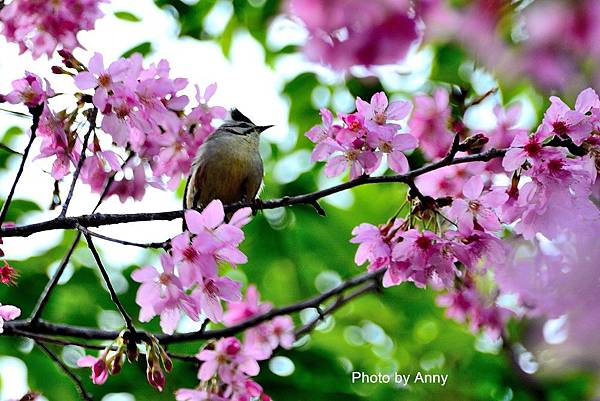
[
  {"xmin": 114, "ymin": 11, "xmax": 142, "ymax": 22},
  {"xmin": 121, "ymin": 42, "xmax": 153, "ymax": 58}
]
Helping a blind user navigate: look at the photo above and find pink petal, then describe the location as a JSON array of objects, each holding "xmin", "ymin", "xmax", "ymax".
[
  {"xmin": 77, "ymin": 355, "xmax": 97, "ymax": 368},
  {"xmin": 575, "ymin": 88, "xmax": 599, "ymax": 113},
  {"xmin": 392, "ymin": 133, "xmax": 417, "ymax": 151},
  {"xmin": 215, "ymin": 278, "xmax": 242, "ymax": 302},
  {"xmin": 74, "ymin": 71, "xmax": 98, "ymax": 90},
  {"xmin": 386, "ymin": 100, "xmax": 412, "ymax": 120},
  {"xmin": 0, "ymin": 305, "xmax": 20, "ymax": 320},
  {"xmin": 324, "ymin": 155, "xmax": 348, "ymax": 177},
  {"xmin": 131, "ymin": 266, "xmax": 158, "ymax": 283},
  {"xmin": 160, "ymin": 308, "xmax": 180, "ymax": 335},
  {"xmin": 184, "ymin": 209, "xmax": 204, "ymax": 234},
  {"xmin": 388, "ymin": 151, "xmax": 409, "ymax": 174},
  {"xmin": 370, "ymin": 92, "xmax": 388, "ymax": 113},
  {"xmin": 463, "ymin": 176, "xmax": 484, "ymax": 200},
  {"xmin": 198, "ymin": 359, "xmax": 218, "ymax": 381},
  {"xmin": 502, "ymin": 148, "xmax": 527, "ymax": 171},
  {"xmin": 202, "ymin": 200, "xmax": 225, "ymax": 229},
  {"xmin": 88, "ymin": 52, "xmax": 105, "ymax": 75}
]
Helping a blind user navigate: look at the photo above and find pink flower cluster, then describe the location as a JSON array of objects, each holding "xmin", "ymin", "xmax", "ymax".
[
  {"xmin": 0, "ymin": 0, "xmax": 106, "ymax": 58},
  {"xmin": 307, "ymin": 92, "xmax": 417, "ymax": 179},
  {"xmin": 177, "ymin": 286, "xmax": 294, "ymax": 401},
  {"xmin": 500, "ymin": 88, "xmax": 599, "ymax": 240},
  {"xmin": 2, "ymin": 52, "xmax": 226, "ymax": 202},
  {"xmin": 132, "ymin": 200, "xmax": 251, "ymax": 335},
  {"xmin": 344, "ymin": 87, "xmax": 600, "ymax": 338},
  {"xmin": 72, "ymin": 52, "xmax": 226, "ymax": 198},
  {"xmin": 177, "ymin": 286, "xmax": 293, "ymax": 400},
  {"xmin": 288, "ymin": 0, "xmax": 420, "ymax": 69},
  {"xmin": 177, "ymin": 337, "xmax": 270, "ymax": 401}
]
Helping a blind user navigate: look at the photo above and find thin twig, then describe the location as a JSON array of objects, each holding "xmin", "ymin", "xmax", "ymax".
[
  {"xmin": 29, "ymin": 232, "xmax": 82, "ymax": 323},
  {"xmin": 0, "ymin": 147, "xmax": 509, "ymax": 238},
  {"xmin": 82, "ymin": 233, "xmax": 137, "ymax": 335},
  {"xmin": 295, "ymin": 280, "xmax": 379, "ymax": 339},
  {"xmin": 36, "ymin": 341, "xmax": 93, "ymax": 401},
  {"xmin": 76, "ymin": 224, "xmax": 168, "ymax": 249},
  {"xmin": 60, "ymin": 108, "xmax": 98, "ymax": 217},
  {"xmin": 0, "ymin": 104, "xmax": 43, "ymax": 225},
  {"xmin": 29, "ymin": 159, "xmax": 125, "ymax": 323}
]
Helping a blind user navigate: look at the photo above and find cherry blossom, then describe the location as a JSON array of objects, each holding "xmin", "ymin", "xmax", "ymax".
[
  {"xmin": 77, "ymin": 354, "xmax": 109, "ymax": 385},
  {"xmin": 448, "ymin": 176, "xmax": 508, "ymax": 233},
  {"xmin": 0, "ymin": 260, "xmax": 18, "ymax": 285},
  {"xmin": 0, "ymin": 72, "xmax": 54, "ymax": 108},
  {"xmin": 132, "ymin": 253, "xmax": 200, "ymax": 334},
  {"xmin": 0, "ymin": 303, "xmax": 21, "ymax": 333},
  {"xmin": 0, "ymin": 0, "xmax": 106, "ymax": 58},
  {"xmin": 408, "ymin": 89, "xmax": 453, "ymax": 159}
]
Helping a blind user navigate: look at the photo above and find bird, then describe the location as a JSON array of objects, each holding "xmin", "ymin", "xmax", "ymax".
[{"xmin": 183, "ymin": 109, "xmax": 272, "ymax": 220}]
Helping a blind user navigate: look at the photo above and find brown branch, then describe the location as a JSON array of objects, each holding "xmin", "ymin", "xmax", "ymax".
[
  {"xmin": 76, "ymin": 224, "xmax": 168, "ymax": 249},
  {"xmin": 36, "ymin": 341, "xmax": 93, "ymax": 401},
  {"xmin": 4, "ymin": 269, "xmax": 385, "ymax": 344},
  {"xmin": 0, "ymin": 104, "xmax": 43, "ymax": 226},
  {"xmin": 0, "ymin": 147, "xmax": 508, "ymax": 238}
]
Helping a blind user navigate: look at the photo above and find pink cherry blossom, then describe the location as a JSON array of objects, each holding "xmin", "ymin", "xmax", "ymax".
[
  {"xmin": 184, "ymin": 200, "xmax": 252, "ymax": 267},
  {"xmin": 132, "ymin": 253, "xmax": 200, "ymax": 334},
  {"xmin": 0, "ymin": 260, "xmax": 18, "ymax": 285},
  {"xmin": 485, "ymin": 103, "xmax": 529, "ymax": 172},
  {"xmin": 35, "ymin": 106, "xmax": 81, "ymax": 180},
  {"xmin": 502, "ymin": 125, "xmax": 557, "ymax": 171},
  {"xmin": 193, "ymin": 276, "xmax": 241, "ymax": 323},
  {"xmin": 390, "ymin": 229, "xmax": 455, "ymax": 288},
  {"xmin": 1, "ymin": 72, "xmax": 54, "ymax": 108},
  {"xmin": 356, "ymin": 91, "xmax": 412, "ymax": 128},
  {"xmin": 0, "ymin": 0, "xmax": 106, "ymax": 58},
  {"xmin": 350, "ymin": 221, "xmax": 399, "ymax": 271},
  {"xmin": 448, "ymin": 176, "xmax": 508, "ymax": 233},
  {"xmin": 542, "ymin": 94, "xmax": 592, "ymax": 145},
  {"xmin": 289, "ymin": 0, "xmax": 420, "ymax": 69},
  {"xmin": 224, "ymin": 285, "xmax": 272, "ymax": 326},
  {"xmin": 416, "ymin": 162, "xmax": 485, "ymax": 198},
  {"xmin": 197, "ymin": 337, "xmax": 259, "ymax": 382},
  {"xmin": 0, "ymin": 303, "xmax": 21, "ymax": 333},
  {"xmin": 74, "ymin": 53, "xmax": 131, "ymax": 111},
  {"xmin": 408, "ymin": 89, "xmax": 453, "ymax": 159},
  {"xmin": 77, "ymin": 354, "xmax": 109, "ymax": 385},
  {"xmin": 369, "ymin": 128, "xmax": 417, "ymax": 174}
]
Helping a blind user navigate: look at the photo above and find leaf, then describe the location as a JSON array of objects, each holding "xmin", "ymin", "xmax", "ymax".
[
  {"xmin": 114, "ymin": 11, "xmax": 142, "ymax": 22},
  {"xmin": 121, "ymin": 42, "xmax": 153, "ymax": 58},
  {"xmin": 1, "ymin": 198, "xmax": 42, "ymax": 223}
]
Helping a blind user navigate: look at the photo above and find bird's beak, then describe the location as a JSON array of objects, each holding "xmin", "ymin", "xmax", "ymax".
[{"xmin": 256, "ymin": 125, "xmax": 274, "ymax": 134}]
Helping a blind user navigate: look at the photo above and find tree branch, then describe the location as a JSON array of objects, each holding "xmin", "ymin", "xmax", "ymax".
[
  {"xmin": 0, "ymin": 147, "xmax": 508, "ymax": 238},
  {"xmin": 0, "ymin": 104, "xmax": 43, "ymax": 226},
  {"xmin": 76, "ymin": 224, "xmax": 168, "ymax": 249},
  {"xmin": 4, "ymin": 269, "xmax": 385, "ymax": 344},
  {"xmin": 36, "ymin": 341, "xmax": 93, "ymax": 401}
]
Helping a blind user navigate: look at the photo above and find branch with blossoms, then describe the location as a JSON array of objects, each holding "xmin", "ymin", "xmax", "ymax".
[
  {"xmin": 1, "ymin": 54, "xmax": 599, "ymax": 400},
  {"xmin": 1, "ymin": 2, "xmax": 600, "ymax": 400}
]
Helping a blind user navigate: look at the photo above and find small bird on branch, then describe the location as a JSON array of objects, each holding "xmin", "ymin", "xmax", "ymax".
[{"xmin": 183, "ymin": 109, "xmax": 272, "ymax": 222}]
